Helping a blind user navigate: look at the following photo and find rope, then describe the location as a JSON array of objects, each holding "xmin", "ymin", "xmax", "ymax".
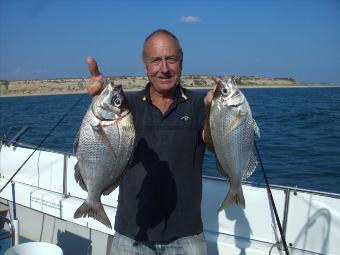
[
  {"xmin": 254, "ymin": 139, "xmax": 290, "ymax": 255},
  {"xmin": 0, "ymin": 93, "xmax": 86, "ymax": 193}
]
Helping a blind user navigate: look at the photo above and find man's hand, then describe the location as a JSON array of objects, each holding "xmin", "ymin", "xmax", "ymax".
[
  {"xmin": 204, "ymin": 88, "xmax": 214, "ymax": 107},
  {"xmin": 204, "ymin": 76, "xmax": 233, "ymax": 106},
  {"xmin": 86, "ymin": 57, "xmax": 106, "ymax": 98},
  {"xmin": 204, "ymin": 77, "xmax": 220, "ymax": 107}
]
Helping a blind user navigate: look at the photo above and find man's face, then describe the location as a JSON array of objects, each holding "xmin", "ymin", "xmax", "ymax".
[{"xmin": 143, "ymin": 33, "xmax": 182, "ymax": 93}]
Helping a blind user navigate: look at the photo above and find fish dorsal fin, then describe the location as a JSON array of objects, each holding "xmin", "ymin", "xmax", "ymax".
[
  {"xmin": 73, "ymin": 130, "xmax": 80, "ymax": 155},
  {"xmin": 253, "ymin": 119, "xmax": 260, "ymax": 138},
  {"xmin": 74, "ymin": 162, "xmax": 87, "ymax": 191},
  {"xmin": 203, "ymin": 129, "xmax": 215, "ymax": 152},
  {"xmin": 242, "ymin": 152, "xmax": 258, "ymax": 180}
]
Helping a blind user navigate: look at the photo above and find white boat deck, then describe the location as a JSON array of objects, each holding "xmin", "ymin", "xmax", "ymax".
[{"xmin": 0, "ymin": 144, "xmax": 339, "ymax": 255}]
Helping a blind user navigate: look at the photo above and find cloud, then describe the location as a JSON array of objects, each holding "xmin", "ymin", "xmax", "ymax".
[{"xmin": 179, "ymin": 16, "xmax": 201, "ymax": 23}]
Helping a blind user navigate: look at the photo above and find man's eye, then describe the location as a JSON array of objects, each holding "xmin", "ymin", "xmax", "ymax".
[
  {"xmin": 151, "ymin": 59, "xmax": 161, "ymax": 64},
  {"xmin": 166, "ymin": 58, "xmax": 178, "ymax": 64}
]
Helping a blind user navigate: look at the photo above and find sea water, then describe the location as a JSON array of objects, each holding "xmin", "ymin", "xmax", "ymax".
[{"xmin": 0, "ymin": 87, "xmax": 339, "ymax": 193}]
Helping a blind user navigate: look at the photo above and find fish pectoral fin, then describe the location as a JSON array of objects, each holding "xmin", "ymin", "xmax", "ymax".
[
  {"xmin": 74, "ymin": 162, "xmax": 87, "ymax": 191},
  {"xmin": 102, "ymin": 168, "xmax": 128, "ymax": 196},
  {"xmin": 242, "ymin": 152, "xmax": 258, "ymax": 180},
  {"xmin": 230, "ymin": 114, "xmax": 243, "ymax": 131},
  {"xmin": 90, "ymin": 118, "xmax": 101, "ymax": 131}
]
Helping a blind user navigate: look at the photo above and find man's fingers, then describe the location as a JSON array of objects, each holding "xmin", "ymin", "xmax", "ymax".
[
  {"xmin": 212, "ymin": 75, "xmax": 232, "ymax": 85},
  {"xmin": 204, "ymin": 77, "xmax": 222, "ymax": 106},
  {"xmin": 87, "ymin": 56, "xmax": 101, "ymax": 77},
  {"xmin": 87, "ymin": 56, "xmax": 96, "ymax": 64},
  {"xmin": 204, "ymin": 88, "xmax": 215, "ymax": 106},
  {"xmin": 212, "ymin": 77, "xmax": 221, "ymax": 84},
  {"xmin": 87, "ymin": 79, "xmax": 104, "ymax": 97},
  {"xmin": 86, "ymin": 56, "xmax": 107, "ymax": 97}
]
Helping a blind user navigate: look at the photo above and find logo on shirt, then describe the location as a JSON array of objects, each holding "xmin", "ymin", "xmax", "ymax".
[{"xmin": 180, "ymin": 115, "xmax": 191, "ymax": 121}]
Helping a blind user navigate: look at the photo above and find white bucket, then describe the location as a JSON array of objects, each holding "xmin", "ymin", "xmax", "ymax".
[{"xmin": 5, "ymin": 242, "xmax": 63, "ymax": 255}]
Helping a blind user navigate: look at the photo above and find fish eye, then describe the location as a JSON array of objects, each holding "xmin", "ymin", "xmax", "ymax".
[
  {"xmin": 221, "ymin": 87, "xmax": 228, "ymax": 96},
  {"xmin": 114, "ymin": 98, "xmax": 122, "ymax": 107}
]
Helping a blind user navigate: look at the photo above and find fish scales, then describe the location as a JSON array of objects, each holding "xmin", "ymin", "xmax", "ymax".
[
  {"xmin": 74, "ymin": 83, "xmax": 135, "ymax": 228},
  {"xmin": 77, "ymin": 112, "xmax": 134, "ymax": 193},
  {"xmin": 208, "ymin": 77, "xmax": 259, "ymax": 211}
]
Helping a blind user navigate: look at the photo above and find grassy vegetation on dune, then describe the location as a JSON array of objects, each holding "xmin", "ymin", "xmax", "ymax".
[{"xmin": 3, "ymin": 75, "xmax": 331, "ymax": 97}]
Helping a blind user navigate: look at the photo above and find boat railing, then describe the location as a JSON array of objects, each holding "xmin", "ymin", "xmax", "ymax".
[
  {"xmin": 6, "ymin": 140, "xmax": 340, "ymax": 199},
  {"xmin": 203, "ymin": 174, "xmax": 340, "ymax": 199},
  {"xmin": 6, "ymin": 127, "xmax": 29, "ymax": 147},
  {"xmin": 12, "ymin": 141, "xmax": 74, "ymax": 157},
  {"xmin": 0, "ymin": 215, "xmax": 15, "ymax": 247}
]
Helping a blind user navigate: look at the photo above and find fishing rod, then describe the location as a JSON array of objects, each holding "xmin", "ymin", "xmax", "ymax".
[
  {"xmin": 254, "ymin": 139, "xmax": 290, "ymax": 255},
  {"xmin": 0, "ymin": 93, "xmax": 86, "ymax": 193}
]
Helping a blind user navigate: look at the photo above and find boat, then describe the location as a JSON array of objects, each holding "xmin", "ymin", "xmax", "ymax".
[{"xmin": 0, "ymin": 131, "xmax": 339, "ymax": 255}]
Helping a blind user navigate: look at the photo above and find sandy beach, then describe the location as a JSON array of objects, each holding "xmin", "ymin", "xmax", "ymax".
[{"xmin": 1, "ymin": 75, "xmax": 339, "ymax": 98}]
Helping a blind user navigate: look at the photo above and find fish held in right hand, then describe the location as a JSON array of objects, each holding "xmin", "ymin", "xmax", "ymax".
[{"xmin": 73, "ymin": 83, "xmax": 135, "ymax": 228}]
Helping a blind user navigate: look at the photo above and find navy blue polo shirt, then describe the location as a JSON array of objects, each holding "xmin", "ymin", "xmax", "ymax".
[{"xmin": 114, "ymin": 83, "xmax": 207, "ymax": 242}]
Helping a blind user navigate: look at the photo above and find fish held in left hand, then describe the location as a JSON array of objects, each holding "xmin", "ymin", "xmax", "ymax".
[
  {"xmin": 73, "ymin": 83, "xmax": 135, "ymax": 228},
  {"xmin": 204, "ymin": 77, "xmax": 260, "ymax": 212}
]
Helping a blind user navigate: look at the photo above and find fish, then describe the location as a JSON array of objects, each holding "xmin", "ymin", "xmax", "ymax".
[
  {"xmin": 73, "ymin": 83, "xmax": 135, "ymax": 228},
  {"xmin": 204, "ymin": 77, "xmax": 260, "ymax": 212}
]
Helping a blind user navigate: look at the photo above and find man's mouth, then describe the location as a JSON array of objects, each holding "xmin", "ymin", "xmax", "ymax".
[{"xmin": 157, "ymin": 77, "xmax": 173, "ymax": 84}]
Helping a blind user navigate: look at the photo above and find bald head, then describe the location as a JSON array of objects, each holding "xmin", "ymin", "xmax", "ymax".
[{"xmin": 142, "ymin": 29, "xmax": 183, "ymax": 64}]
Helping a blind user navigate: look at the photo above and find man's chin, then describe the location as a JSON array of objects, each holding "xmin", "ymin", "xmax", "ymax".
[{"xmin": 154, "ymin": 80, "xmax": 177, "ymax": 90}]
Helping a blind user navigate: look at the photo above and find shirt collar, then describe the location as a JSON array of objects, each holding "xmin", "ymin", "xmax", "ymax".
[{"xmin": 141, "ymin": 82, "xmax": 188, "ymax": 104}]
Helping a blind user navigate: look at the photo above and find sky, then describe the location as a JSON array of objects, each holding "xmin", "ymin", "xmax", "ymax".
[{"xmin": 0, "ymin": 0, "xmax": 339, "ymax": 83}]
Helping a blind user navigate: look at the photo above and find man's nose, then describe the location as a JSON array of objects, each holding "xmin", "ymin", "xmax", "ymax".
[{"xmin": 160, "ymin": 59, "xmax": 170, "ymax": 73}]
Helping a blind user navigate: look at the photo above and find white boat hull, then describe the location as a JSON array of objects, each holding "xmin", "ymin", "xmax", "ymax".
[{"xmin": 1, "ymin": 144, "xmax": 339, "ymax": 255}]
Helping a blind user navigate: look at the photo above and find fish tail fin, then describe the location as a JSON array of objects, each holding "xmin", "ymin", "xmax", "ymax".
[
  {"xmin": 74, "ymin": 200, "xmax": 112, "ymax": 229},
  {"xmin": 217, "ymin": 188, "xmax": 245, "ymax": 212}
]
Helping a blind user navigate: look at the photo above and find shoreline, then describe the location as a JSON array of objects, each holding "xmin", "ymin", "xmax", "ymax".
[
  {"xmin": 2, "ymin": 75, "xmax": 339, "ymax": 98},
  {"xmin": 1, "ymin": 84, "xmax": 340, "ymax": 98}
]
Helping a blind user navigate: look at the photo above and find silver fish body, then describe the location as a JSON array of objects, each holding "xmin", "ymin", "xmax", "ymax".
[
  {"xmin": 208, "ymin": 77, "xmax": 259, "ymax": 211},
  {"xmin": 73, "ymin": 83, "xmax": 135, "ymax": 228}
]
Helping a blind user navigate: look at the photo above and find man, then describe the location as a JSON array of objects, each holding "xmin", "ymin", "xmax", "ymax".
[{"xmin": 87, "ymin": 29, "xmax": 214, "ymax": 255}]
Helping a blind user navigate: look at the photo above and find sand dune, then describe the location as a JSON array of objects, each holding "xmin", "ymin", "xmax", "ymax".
[{"xmin": 0, "ymin": 75, "xmax": 331, "ymax": 97}]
